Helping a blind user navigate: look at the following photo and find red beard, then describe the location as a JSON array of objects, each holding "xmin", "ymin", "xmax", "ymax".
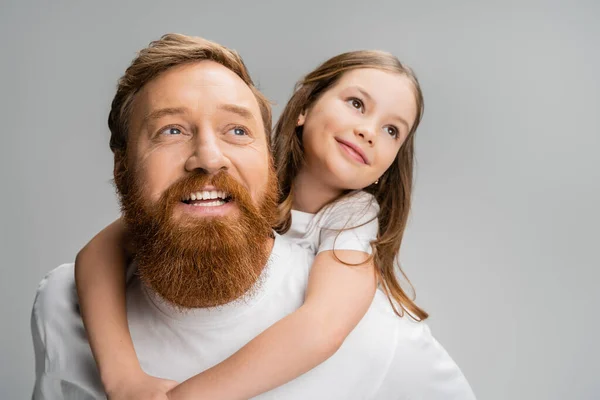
[{"xmin": 115, "ymin": 164, "xmax": 279, "ymax": 309}]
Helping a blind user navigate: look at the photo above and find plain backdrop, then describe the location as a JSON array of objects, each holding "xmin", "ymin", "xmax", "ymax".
[{"xmin": 1, "ymin": 1, "xmax": 599, "ymax": 399}]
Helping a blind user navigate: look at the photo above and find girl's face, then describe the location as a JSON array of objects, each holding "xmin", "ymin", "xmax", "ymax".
[{"xmin": 298, "ymin": 68, "xmax": 418, "ymax": 191}]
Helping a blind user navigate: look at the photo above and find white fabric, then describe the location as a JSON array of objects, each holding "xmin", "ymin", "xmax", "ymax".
[
  {"xmin": 31, "ymin": 232, "xmax": 475, "ymax": 399},
  {"xmin": 287, "ymin": 190, "xmax": 379, "ymax": 255}
]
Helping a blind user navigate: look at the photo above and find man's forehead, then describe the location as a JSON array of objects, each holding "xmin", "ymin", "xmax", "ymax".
[{"xmin": 139, "ymin": 61, "xmax": 262, "ymax": 120}]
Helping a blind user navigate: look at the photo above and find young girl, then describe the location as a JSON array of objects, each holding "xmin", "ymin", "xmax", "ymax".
[{"xmin": 75, "ymin": 50, "xmax": 428, "ymax": 400}]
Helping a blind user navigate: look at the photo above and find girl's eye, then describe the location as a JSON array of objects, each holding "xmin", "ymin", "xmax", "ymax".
[
  {"xmin": 385, "ymin": 126, "xmax": 399, "ymax": 138},
  {"xmin": 160, "ymin": 126, "xmax": 182, "ymax": 135},
  {"xmin": 347, "ymin": 97, "xmax": 365, "ymax": 113},
  {"xmin": 229, "ymin": 127, "xmax": 248, "ymax": 136}
]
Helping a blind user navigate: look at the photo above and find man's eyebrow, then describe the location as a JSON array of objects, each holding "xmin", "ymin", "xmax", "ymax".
[
  {"xmin": 143, "ymin": 107, "xmax": 188, "ymax": 125},
  {"xmin": 218, "ymin": 104, "xmax": 256, "ymax": 121},
  {"xmin": 353, "ymin": 86, "xmax": 410, "ymax": 131}
]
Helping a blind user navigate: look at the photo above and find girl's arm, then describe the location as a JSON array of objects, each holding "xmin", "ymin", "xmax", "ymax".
[
  {"xmin": 167, "ymin": 249, "xmax": 377, "ymax": 400},
  {"xmin": 75, "ymin": 219, "xmax": 175, "ymax": 398}
]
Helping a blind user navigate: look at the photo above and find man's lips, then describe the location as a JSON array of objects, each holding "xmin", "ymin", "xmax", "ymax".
[
  {"xmin": 177, "ymin": 200, "xmax": 234, "ymax": 216},
  {"xmin": 179, "ymin": 186, "xmax": 233, "ymax": 215},
  {"xmin": 177, "ymin": 195, "xmax": 235, "ymax": 217},
  {"xmin": 335, "ymin": 138, "xmax": 369, "ymax": 165},
  {"xmin": 181, "ymin": 186, "xmax": 231, "ymax": 202}
]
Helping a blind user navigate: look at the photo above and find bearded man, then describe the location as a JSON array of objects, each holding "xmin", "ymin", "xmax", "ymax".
[{"xmin": 31, "ymin": 34, "xmax": 475, "ymax": 400}]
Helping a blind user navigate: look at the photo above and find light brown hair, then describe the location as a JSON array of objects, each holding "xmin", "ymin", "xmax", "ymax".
[
  {"xmin": 107, "ymin": 33, "xmax": 272, "ymax": 162},
  {"xmin": 273, "ymin": 50, "xmax": 428, "ymax": 321}
]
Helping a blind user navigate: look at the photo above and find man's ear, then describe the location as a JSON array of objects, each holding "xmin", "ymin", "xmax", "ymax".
[
  {"xmin": 296, "ymin": 110, "xmax": 307, "ymax": 127},
  {"xmin": 113, "ymin": 151, "xmax": 127, "ymax": 193},
  {"xmin": 113, "ymin": 152, "xmax": 125, "ymax": 178},
  {"xmin": 113, "ymin": 158, "xmax": 122, "ymax": 178}
]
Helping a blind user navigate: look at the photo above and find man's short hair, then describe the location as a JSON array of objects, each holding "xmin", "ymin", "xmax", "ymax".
[{"xmin": 107, "ymin": 33, "xmax": 272, "ymax": 158}]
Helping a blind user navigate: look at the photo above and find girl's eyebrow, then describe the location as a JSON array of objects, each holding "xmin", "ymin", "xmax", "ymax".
[{"xmin": 348, "ymin": 86, "xmax": 410, "ymax": 130}]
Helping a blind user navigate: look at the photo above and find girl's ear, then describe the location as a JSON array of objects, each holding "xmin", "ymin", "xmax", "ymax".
[{"xmin": 297, "ymin": 110, "xmax": 307, "ymax": 127}]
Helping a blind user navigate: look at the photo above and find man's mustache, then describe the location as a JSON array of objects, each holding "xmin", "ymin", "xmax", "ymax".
[{"xmin": 158, "ymin": 170, "xmax": 255, "ymax": 212}]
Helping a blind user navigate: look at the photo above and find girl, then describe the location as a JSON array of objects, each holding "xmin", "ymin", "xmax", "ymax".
[{"xmin": 75, "ymin": 50, "xmax": 427, "ymax": 400}]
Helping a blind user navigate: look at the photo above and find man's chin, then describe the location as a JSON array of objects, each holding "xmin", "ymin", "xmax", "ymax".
[{"xmin": 135, "ymin": 217, "xmax": 272, "ymax": 308}]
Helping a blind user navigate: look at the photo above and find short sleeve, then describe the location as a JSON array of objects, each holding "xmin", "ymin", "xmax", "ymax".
[{"xmin": 314, "ymin": 191, "xmax": 379, "ymax": 255}]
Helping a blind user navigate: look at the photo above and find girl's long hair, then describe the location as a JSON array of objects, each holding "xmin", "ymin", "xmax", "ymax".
[{"xmin": 273, "ymin": 50, "xmax": 428, "ymax": 321}]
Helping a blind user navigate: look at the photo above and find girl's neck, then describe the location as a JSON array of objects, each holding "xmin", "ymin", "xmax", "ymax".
[{"xmin": 292, "ymin": 168, "xmax": 344, "ymax": 214}]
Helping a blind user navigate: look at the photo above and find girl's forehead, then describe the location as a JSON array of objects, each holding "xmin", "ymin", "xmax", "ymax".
[{"xmin": 336, "ymin": 68, "xmax": 412, "ymax": 94}]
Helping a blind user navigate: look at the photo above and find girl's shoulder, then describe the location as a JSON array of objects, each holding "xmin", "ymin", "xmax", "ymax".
[{"xmin": 316, "ymin": 190, "xmax": 379, "ymax": 230}]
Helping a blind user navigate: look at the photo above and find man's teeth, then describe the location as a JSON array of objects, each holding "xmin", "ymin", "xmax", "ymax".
[
  {"xmin": 191, "ymin": 199, "xmax": 226, "ymax": 207},
  {"xmin": 183, "ymin": 190, "xmax": 229, "ymax": 202}
]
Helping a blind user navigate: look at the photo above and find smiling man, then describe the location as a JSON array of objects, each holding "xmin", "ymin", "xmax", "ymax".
[
  {"xmin": 113, "ymin": 57, "xmax": 278, "ymax": 311},
  {"xmin": 31, "ymin": 34, "xmax": 475, "ymax": 399}
]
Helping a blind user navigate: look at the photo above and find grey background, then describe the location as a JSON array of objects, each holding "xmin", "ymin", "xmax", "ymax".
[{"xmin": 1, "ymin": 0, "xmax": 598, "ymax": 399}]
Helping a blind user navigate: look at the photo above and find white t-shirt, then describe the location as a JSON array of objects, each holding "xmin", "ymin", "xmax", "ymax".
[{"xmin": 31, "ymin": 200, "xmax": 476, "ymax": 399}]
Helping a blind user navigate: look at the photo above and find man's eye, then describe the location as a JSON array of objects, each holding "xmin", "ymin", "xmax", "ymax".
[
  {"xmin": 160, "ymin": 127, "xmax": 182, "ymax": 135},
  {"xmin": 347, "ymin": 97, "xmax": 364, "ymax": 112},
  {"xmin": 229, "ymin": 127, "xmax": 248, "ymax": 136}
]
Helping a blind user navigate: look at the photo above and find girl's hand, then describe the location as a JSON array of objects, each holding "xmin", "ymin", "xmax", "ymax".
[{"xmin": 106, "ymin": 371, "xmax": 178, "ymax": 400}]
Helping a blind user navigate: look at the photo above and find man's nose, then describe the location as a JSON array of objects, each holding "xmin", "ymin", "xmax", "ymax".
[{"xmin": 184, "ymin": 132, "xmax": 229, "ymax": 174}]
